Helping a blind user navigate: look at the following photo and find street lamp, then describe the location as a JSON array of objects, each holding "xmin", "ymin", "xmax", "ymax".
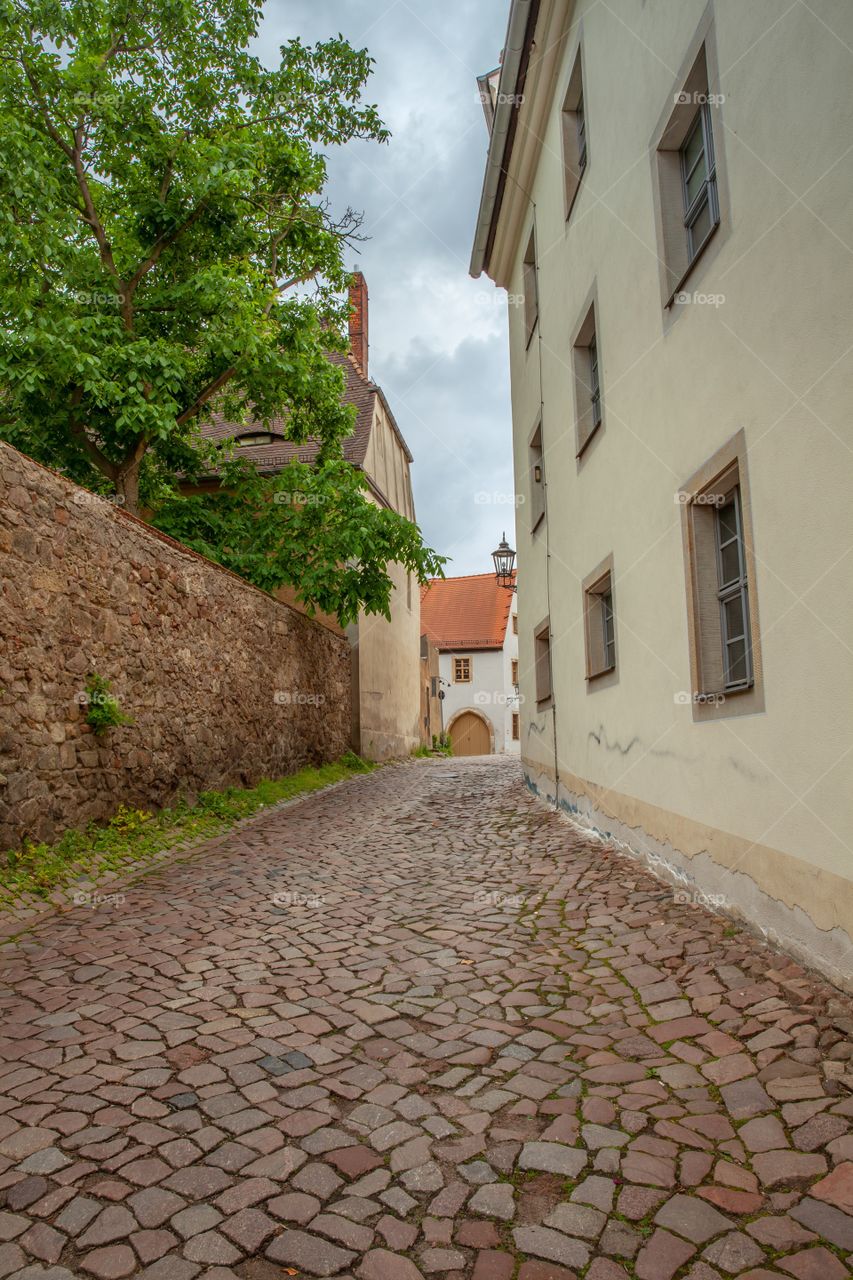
[{"xmin": 492, "ymin": 532, "xmax": 517, "ymax": 589}]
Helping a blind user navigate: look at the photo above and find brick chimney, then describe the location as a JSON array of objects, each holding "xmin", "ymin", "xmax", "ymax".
[{"xmin": 349, "ymin": 272, "xmax": 368, "ymax": 378}]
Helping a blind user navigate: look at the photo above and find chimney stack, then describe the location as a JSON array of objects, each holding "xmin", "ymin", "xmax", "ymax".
[{"xmin": 348, "ymin": 271, "xmax": 369, "ymax": 378}]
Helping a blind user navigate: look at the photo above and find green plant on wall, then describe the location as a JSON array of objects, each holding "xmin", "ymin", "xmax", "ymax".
[{"xmin": 84, "ymin": 674, "xmax": 132, "ymax": 736}]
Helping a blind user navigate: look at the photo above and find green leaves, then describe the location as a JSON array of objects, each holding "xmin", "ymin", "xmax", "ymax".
[
  {"xmin": 151, "ymin": 458, "xmax": 446, "ymax": 627},
  {"xmin": 0, "ymin": 0, "xmax": 386, "ymax": 494},
  {"xmin": 0, "ymin": 0, "xmax": 441, "ymax": 620}
]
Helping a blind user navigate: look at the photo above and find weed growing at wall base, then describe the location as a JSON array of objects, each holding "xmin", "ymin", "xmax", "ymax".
[{"xmin": 0, "ymin": 755, "xmax": 372, "ymax": 910}]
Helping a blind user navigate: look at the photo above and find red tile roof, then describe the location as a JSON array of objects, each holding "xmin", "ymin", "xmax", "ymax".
[{"xmin": 420, "ymin": 572, "xmax": 516, "ymax": 651}]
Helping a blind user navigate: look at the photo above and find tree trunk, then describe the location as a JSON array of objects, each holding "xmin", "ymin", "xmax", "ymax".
[{"xmin": 114, "ymin": 463, "xmax": 141, "ymax": 516}]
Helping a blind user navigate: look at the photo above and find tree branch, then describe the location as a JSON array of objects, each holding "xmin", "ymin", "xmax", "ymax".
[
  {"xmin": 176, "ymin": 366, "xmax": 238, "ymax": 426},
  {"xmin": 127, "ymin": 200, "xmax": 208, "ymax": 294}
]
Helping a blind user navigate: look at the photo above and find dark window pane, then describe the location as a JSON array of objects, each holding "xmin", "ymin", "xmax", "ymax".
[
  {"xmin": 726, "ymin": 639, "xmax": 748, "ymax": 685},
  {"xmin": 724, "ymin": 595, "xmax": 747, "ymax": 641},
  {"xmin": 686, "ymin": 157, "xmax": 707, "ymax": 206},
  {"xmin": 682, "ymin": 117, "xmax": 705, "ymax": 177},
  {"xmin": 720, "ymin": 539, "xmax": 741, "ymax": 586},
  {"xmin": 690, "ymin": 196, "xmax": 712, "ymax": 250},
  {"xmin": 718, "ymin": 499, "xmax": 738, "ymax": 541}
]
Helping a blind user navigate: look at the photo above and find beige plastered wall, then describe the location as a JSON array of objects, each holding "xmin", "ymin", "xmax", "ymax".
[{"xmin": 494, "ymin": 0, "xmax": 853, "ymax": 986}]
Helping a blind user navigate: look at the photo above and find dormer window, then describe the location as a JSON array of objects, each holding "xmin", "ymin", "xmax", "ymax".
[{"xmin": 235, "ymin": 432, "xmax": 277, "ymax": 447}]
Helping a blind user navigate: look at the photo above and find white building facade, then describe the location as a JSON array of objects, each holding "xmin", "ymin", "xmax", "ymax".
[{"xmin": 421, "ymin": 573, "xmax": 520, "ymax": 756}]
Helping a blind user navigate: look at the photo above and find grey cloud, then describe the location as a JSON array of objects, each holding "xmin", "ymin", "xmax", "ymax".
[{"xmin": 258, "ymin": 0, "xmax": 516, "ymax": 573}]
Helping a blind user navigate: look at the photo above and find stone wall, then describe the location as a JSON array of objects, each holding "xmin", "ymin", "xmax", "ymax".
[{"xmin": 0, "ymin": 443, "xmax": 351, "ymax": 851}]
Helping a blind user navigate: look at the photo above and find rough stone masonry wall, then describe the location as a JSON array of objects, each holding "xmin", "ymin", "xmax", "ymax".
[{"xmin": 0, "ymin": 443, "xmax": 351, "ymax": 851}]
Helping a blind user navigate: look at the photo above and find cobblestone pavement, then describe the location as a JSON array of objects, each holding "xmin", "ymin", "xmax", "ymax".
[{"xmin": 1, "ymin": 756, "xmax": 852, "ymax": 1280}]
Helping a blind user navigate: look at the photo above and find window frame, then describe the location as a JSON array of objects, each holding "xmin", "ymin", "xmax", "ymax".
[
  {"xmin": 529, "ymin": 418, "xmax": 546, "ymax": 532},
  {"xmin": 534, "ymin": 617, "xmax": 553, "ymax": 709},
  {"xmin": 522, "ymin": 227, "xmax": 539, "ymax": 349},
  {"xmin": 561, "ymin": 43, "xmax": 588, "ymax": 222},
  {"xmin": 649, "ymin": 21, "xmax": 729, "ymax": 311},
  {"xmin": 680, "ymin": 103, "xmax": 719, "ymax": 265},
  {"xmin": 678, "ymin": 430, "xmax": 764, "ymax": 722},
  {"xmin": 583, "ymin": 557, "xmax": 617, "ymax": 685},
  {"xmin": 511, "ymin": 658, "xmax": 519, "ymax": 686},
  {"xmin": 572, "ymin": 292, "xmax": 603, "ymax": 460},
  {"xmin": 453, "ymin": 656, "xmax": 472, "ymax": 684},
  {"xmin": 714, "ymin": 487, "xmax": 753, "ymax": 692},
  {"xmin": 512, "ymin": 712, "xmax": 520, "ymax": 741}
]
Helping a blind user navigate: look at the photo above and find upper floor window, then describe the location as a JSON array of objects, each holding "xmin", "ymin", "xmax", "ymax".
[
  {"xmin": 572, "ymin": 299, "xmax": 603, "ymax": 457},
  {"xmin": 522, "ymin": 228, "xmax": 538, "ymax": 346},
  {"xmin": 529, "ymin": 419, "xmax": 545, "ymax": 531},
  {"xmin": 453, "ymin": 656, "xmax": 472, "ymax": 683},
  {"xmin": 561, "ymin": 47, "xmax": 587, "ymax": 220},
  {"xmin": 652, "ymin": 36, "xmax": 726, "ymax": 305},
  {"xmin": 511, "ymin": 658, "xmax": 519, "ymax": 685},
  {"xmin": 681, "ymin": 103, "xmax": 719, "ymax": 265}
]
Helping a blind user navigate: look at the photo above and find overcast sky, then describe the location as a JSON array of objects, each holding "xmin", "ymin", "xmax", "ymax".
[{"xmin": 258, "ymin": 0, "xmax": 514, "ymax": 577}]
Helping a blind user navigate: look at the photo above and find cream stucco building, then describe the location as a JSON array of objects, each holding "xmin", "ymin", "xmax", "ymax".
[{"xmin": 471, "ymin": 0, "xmax": 853, "ymax": 987}]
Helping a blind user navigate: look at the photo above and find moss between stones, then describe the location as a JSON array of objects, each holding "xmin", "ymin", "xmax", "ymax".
[{"xmin": 0, "ymin": 752, "xmax": 373, "ymax": 910}]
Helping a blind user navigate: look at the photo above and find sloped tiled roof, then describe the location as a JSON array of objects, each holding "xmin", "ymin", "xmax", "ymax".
[
  {"xmin": 199, "ymin": 352, "xmax": 377, "ymax": 473},
  {"xmin": 420, "ymin": 572, "xmax": 516, "ymax": 651}
]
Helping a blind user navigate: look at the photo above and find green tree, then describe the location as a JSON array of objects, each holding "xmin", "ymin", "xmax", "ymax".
[{"xmin": 0, "ymin": 0, "xmax": 444, "ymax": 620}]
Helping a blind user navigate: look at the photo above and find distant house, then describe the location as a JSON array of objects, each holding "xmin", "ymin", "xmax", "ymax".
[
  {"xmin": 420, "ymin": 571, "xmax": 519, "ymax": 756},
  {"xmin": 194, "ymin": 274, "xmax": 422, "ymax": 761}
]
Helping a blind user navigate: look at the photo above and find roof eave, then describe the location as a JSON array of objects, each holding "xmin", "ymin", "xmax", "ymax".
[{"xmin": 469, "ymin": 0, "xmax": 539, "ymax": 280}]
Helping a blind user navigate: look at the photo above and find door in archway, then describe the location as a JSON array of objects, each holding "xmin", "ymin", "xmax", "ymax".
[{"xmin": 449, "ymin": 711, "xmax": 491, "ymax": 756}]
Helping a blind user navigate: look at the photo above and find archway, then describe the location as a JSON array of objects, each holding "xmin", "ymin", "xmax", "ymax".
[{"xmin": 448, "ymin": 708, "xmax": 493, "ymax": 756}]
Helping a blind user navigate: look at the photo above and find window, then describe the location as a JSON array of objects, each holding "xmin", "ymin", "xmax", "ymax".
[
  {"xmin": 529, "ymin": 420, "xmax": 545, "ymax": 531},
  {"xmin": 680, "ymin": 104, "xmax": 718, "ymax": 264},
  {"xmin": 576, "ymin": 93, "xmax": 587, "ymax": 174},
  {"xmin": 512, "ymin": 614, "xmax": 518, "ymax": 634},
  {"xmin": 679, "ymin": 431, "xmax": 763, "ymax": 721},
  {"xmin": 430, "ymin": 676, "xmax": 438, "ymax": 697},
  {"xmin": 572, "ymin": 299, "xmax": 603, "ymax": 456},
  {"xmin": 534, "ymin": 618, "xmax": 552, "ymax": 706},
  {"xmin": 583, "ymin": 559, "xmax": 617, "ymax": 681},
  {"xmin": 235, "ymin": 432, "xmax": 277, "ymax": 446},
  {"xmin": 588, "ymin": 335, "xmax": 601, "ymax": 429},
  {"xmin": 522, "ymin": 228, "xmax": 538, "ymax": 346},
  {"xmin": 511, "ymin": 659, "xmax": 519, "ymax": 685},
  {"xmin": 453, "ymin": 656, "xmax": 472, "ymax": 683},
  {"xmin": 512, "ymin": 712, "xmax": 520, "ymax": 741},
  {"xmin": 715, "ymin": 488, "xmax": 752, "ymax": 690},
  {"xmin": 561, "ymin": 47, "xmax": 587, "ymax": 219},
  {"xmin": 651, "ymin": 36, "xmax": 726, "ymax": 304}
]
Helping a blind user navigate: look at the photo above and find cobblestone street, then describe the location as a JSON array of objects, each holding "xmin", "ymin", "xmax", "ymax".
[{"xmin": 1, "ymin": 756, "xmax": 852, "ymax": 1280}]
